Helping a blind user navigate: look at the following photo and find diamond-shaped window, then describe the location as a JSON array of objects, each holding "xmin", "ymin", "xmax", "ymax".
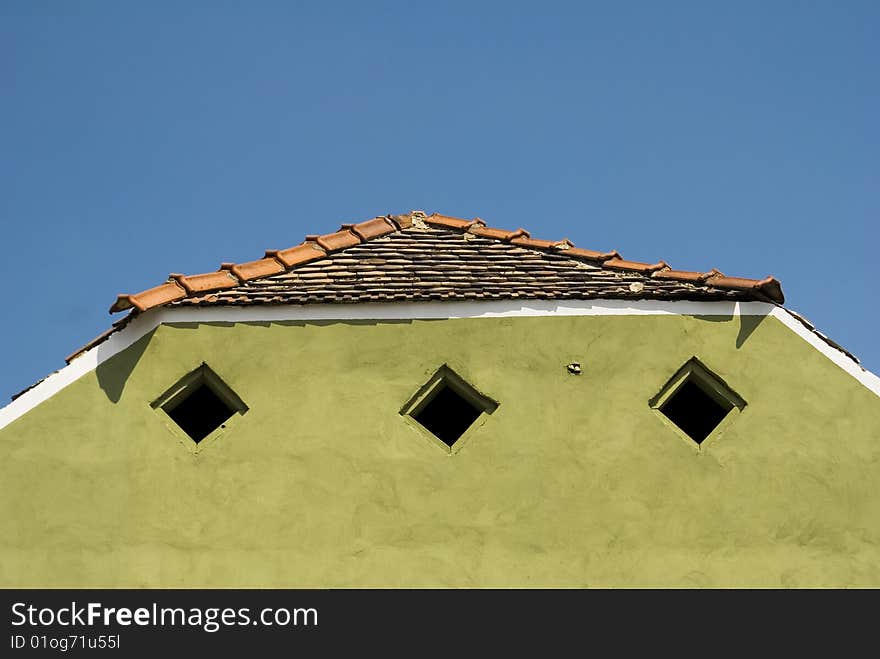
[
  {"xmin": 649, "ymin": 357, "xmax": 745, "ymax": 446},
  {"xmin": 151, "ymin": 363, "xmax": 248, "ymax": 446},
  {"xmin": 401, "ymin": 365, "xmax": 498, "ymax": 452}
]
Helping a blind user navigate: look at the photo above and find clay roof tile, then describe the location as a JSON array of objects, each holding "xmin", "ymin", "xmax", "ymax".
[
  {"xmin": 510, "ymin": 236, "xmax": 561, "ymax": 250},
  {"xmin": 469, "ymin": 225, "xmax": 514, "ymax": 240},
  {"xmin": 266, "ymin": 242, "xmax": 326, "ymax": 268},
  {"xmin": 220, "ymin": 258, "xmax": 285, "ymax": 281},
  {"xmin": 312, "ymin": 229, "xmax": 361, "ymax": 252},
  {"xmin": 389, "ymin": 213, "xmax": 413, "ymax": 229},
  {"xmin": 425, "ymin": 213, "xmax": 474, "ymax": 230},
  {"xmin": 652, "ymin": 268, "xmax": 718, "ymax": 282},
  {"xmin": 603, "ymin": 258, "xmax": 670, "ymax": 274},
  {"xmin": 348, "ymin": 217, "xmax": 397, "ymax": 241},
  {"xmin": 565, "ymin": 247, "xmax": 620, "ymax": 262},
  {"xmin": 169, "ymin": 271, "xmax": 239, "ymax": 294},
  {"xmin": 107, "ymin": 210, "xmax": 786, "ymax": 313},
  {"xmin": 704, "ymin": 274, "xmax": 785, "ymax": 302},
  {"xmin": 109, "ymin": 281, "xmax": 186, "ymax": 313}
]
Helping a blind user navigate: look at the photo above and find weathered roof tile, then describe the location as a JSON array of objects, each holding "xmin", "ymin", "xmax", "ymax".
[
  {"xmin": 424, "ymin": 213, "xmax": 475, "ymax": 230},
  {"xmin": 348, "ymin": 217, "xmax": 397, "ymax": 241},
  {"xmin": 221, "ymin": 258, "xmax": 285, "ymax": 281},
  {"xmin": 565, "ymin": 247, "xmax": 620, "ymax": 261},
  {"xmin": 603, "ymin": 258, "xmax": 670, "ymax": 274},
  {"xmin": 110, "ymin": 281, "xmax": 186, "ymax": 313},
  {"xmin": 170, "ymin": 271, "xmax": 238, "ymax": 294},
  {"xmin": 309, "ymin": 229, "xmax": 361, "ymax": 252},
  {"xmin": 266, "ymin": 242, "xmax": 326, "ymax": 268},
  {"xmin": 108, "ymin": 210, "xmax": 785, "ymax": 316},
  {"xmin": 652, "ymin": 268, "xmax": 718, "ymax": 282}
]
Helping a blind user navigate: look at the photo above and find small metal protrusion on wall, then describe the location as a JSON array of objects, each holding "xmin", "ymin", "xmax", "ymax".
[{"xmin": 567, "ymin": 362, "xmax": 582, "ymax": 375}]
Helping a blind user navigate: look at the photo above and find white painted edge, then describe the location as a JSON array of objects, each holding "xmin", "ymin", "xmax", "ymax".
[
  {"xmin": 769, "ymin": 307, "xmax": 880, "ymax": 398},
  {"xmin": 1, "ymin": 299, "xmax": 877, "ymax": 432},
  {"xmin": 136, "ymin": 299, "xmax": 776, "ymax": 322}
]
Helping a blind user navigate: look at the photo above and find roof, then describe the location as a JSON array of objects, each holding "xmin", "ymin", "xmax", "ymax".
[{"xmin": 109, "ymin": 211, "xmax": 784, "ymax": 314}]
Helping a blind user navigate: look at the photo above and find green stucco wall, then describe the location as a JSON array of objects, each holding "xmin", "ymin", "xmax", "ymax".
[{"xmin": 1, "ymin": 313, "xmax": 879, "ymax": 587}]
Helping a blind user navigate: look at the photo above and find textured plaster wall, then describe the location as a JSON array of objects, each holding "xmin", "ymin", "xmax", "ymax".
[{"xmin": 1, "ymin": 313, "xmax": 879, "ymax": 587}]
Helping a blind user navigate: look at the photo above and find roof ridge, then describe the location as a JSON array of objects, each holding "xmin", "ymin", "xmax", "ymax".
[{"xmin": 108, "ymin": 210, "xmax": 784, "ymax": 314}]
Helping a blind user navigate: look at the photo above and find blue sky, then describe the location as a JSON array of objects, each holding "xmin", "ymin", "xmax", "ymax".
[{"xmin": 1, "ymin": 1, "xmax": 877, "ymax": 402}]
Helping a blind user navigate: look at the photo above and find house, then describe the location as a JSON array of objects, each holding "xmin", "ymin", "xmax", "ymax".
[{"xmin": 1, "ymin": 210, "xmax": 878, "ymax": 587}]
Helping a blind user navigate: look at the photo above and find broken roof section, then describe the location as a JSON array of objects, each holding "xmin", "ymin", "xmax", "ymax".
[{"xmin": 109, "ymin": 210, "xmax": 784, "ymax": 314}]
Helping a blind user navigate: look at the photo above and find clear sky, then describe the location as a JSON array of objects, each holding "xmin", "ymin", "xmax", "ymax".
[{"xmin": 1, "ymin": 1, "xmax": 877, "ymax": 402}]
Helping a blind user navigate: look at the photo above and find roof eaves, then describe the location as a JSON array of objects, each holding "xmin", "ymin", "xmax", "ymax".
[
  {"xmin": 64, "ymin": 312, "xmax": 137, "ymax": 364},
  {"xmin": 782, "ymin": 307, "xmax": 862, "ymax": 365}
]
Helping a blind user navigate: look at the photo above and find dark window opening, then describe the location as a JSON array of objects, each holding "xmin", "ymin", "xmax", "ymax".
[
  {"xmin": 152, "ymin": 363, "xmax": 247, "ymax": 447},
  {"xmin": 401, "ymin": 364, "xmax": 498, "ymax": 452},
  {"xmin": 660, "ymin": 379, "xmax": 733, "ymax": 444},
  {"xmin": 413, "ymin": 385, "xmax": 482, "ymax": 447},
  {"xmin": 165, "ymin": 384, "xmax": 235, "ymax": 443}
]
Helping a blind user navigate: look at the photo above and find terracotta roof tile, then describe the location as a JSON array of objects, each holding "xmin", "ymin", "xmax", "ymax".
[
  {"xmin": 308, "ymin": 229, "xmax": 361, "ymax": 252},
  {"xmin": 266, "ymin": 242, "xmax": 326, "ymax": 268},
  {"xmin": 565, "ymin": 247, "xmax": 620, "ymax": 261},
  {"xmin": 176, "ymin": 228, "xmax": 770, "ymax": 308},
  {"xmin": 469, "ymin": 225, "xmax": 516, "ymax": 240},
  {"xmin": 221, "ymin": 258, "xmax": 285, "ymax": 281},
  {"xmin": 389, "ymin": 213, "xmax": 414, "ymax": 229},
  {"xmin": 706, "ymin": 274, "xmax": 764, "ymax": 289},
  {"xmin": 706, "ymin": 274, "xmax": 784, "ymax": 301},
  {"xmin": 510, "ymin": 236, "xmax": 570, "ymax": 250},
  {"xmin": 756, "ymin": 276, "xmax": 784, "ymax": 302},
  {"xmin": 424, "ymin": 213, "xmax": 475, "ymax": 230},
  {"xmin": 170, "ymin": 271, "xmax": 238, "ymax": 294},
  {"xmin": 107, "ymin": 210, "xmax": 786, "ymax": 315},
  {"xmin": 110, "ymin": 281, "xmax": 186, "ymax": 313},
  {"xmin": 603, "ymin": 258, "xmax": 670, "ymax": 274},
  {"xmin": 347, "ymin": 217, "xmax": 397, "ymax": 241},
  {"xmin": 652, "ymin": 268, "xmax": 723, "ymax": 282}
]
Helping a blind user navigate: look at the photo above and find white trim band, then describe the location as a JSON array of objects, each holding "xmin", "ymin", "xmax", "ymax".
[{"xmin": 769, "ymin": 307, "xmax": 880, "ymax": 399}]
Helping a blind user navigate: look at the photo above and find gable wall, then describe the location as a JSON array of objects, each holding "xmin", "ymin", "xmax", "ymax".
[{"xmin": 1, "ymin": 312, "xmax": 878, "ymax": 587}]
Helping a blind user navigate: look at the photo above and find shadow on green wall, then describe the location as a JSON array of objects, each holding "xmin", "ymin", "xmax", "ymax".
[
  {"xmin": 736, "ymin": 315, "xmax": 766, "ymax": 348},
  {"xmin": 96, "ymin": 329, "xmax": 155, "ymax": 403},
  {"xmin": 692, "ymin": 313, "xmax": 767, "ymax": 349}
]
